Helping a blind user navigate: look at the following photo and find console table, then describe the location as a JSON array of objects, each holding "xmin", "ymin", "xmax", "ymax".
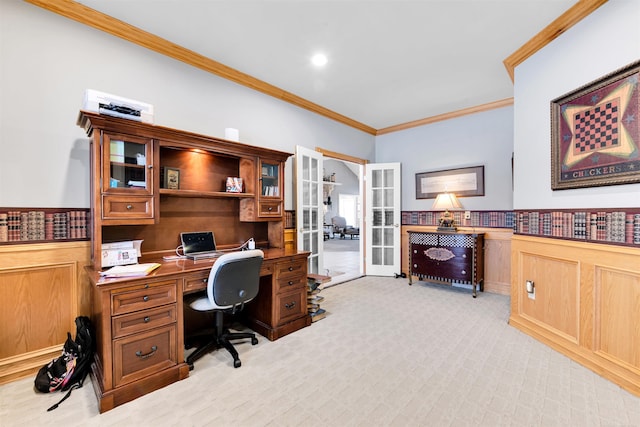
[{"xmin": 408, "ymin": 231, "xmax": 484, "ymax": 297}]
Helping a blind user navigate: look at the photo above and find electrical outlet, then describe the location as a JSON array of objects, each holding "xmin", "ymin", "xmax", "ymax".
[
  {"xmin": 527, "ymin": 288, "xmax": 536, "ymax": 300},
  {"xmin": 526, "ymin": 280, "xmax": 535, "ymax": 299},
  {"xmin": 464, "ymin": 211, "xmax": 471, "ymax": 220}
]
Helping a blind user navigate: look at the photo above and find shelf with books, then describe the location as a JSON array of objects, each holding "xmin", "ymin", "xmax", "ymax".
[
  {"xmin": 401, "ymin": 210, "xmax": 515, "ymax": 229},
  {"xmin": 0, "ymin": 208, "xmax": 90, "ymax": 244},
  {"xmin": 513, "ymin": 208, "xmax": 640, "ymax": 247}
]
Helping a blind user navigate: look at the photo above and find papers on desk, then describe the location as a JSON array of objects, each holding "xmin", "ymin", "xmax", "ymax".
[
  {"xmin": 102, "ymin": 240, "xmax": 143, "ymax": 267},
  {"xmin": 100, "ymin": 262, "xmax": 161, "ymax": 278}
]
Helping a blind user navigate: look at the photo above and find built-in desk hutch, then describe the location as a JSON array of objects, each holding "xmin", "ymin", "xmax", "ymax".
[{"xmin": 78, "ymin": 111, "xmax": 310, "ymax": 412}]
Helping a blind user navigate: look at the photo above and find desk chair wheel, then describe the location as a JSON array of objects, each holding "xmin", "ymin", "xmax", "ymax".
[
  {"xmin": 234, "ymin": 359, "xmax": 241, "ymax": 368},
  {"xmin": 251, "ymin": 337, "xmax": 258, "ymax": 345}
]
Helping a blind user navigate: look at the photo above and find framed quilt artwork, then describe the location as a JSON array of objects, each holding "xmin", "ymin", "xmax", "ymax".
[
  {"xmin": 551, "ymin": 60, "xmax": 640, "ymax": 190},
  {"xmin": 415, "ymin": 166, "xmax": 484, "ymax": 199}
]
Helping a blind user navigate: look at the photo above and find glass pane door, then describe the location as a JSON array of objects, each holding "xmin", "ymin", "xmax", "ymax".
[
  {"xmin": 103, "ymin": 133, "xmax": 151, "ymax": 193},
  {"xmin": 295, "ymin": 146, "xmax": 323, "ymax": 274},
  {"xmin": 365, "ymin": 163, "xmax": 401, "ymax": 276}
]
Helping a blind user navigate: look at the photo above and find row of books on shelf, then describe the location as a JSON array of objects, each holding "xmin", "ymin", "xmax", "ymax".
[
  {"xmin": 515, "ymin": 211, "xmax": 640, "ymax": 244},
  {"xmin": 263, "ymin": 185, "xmax": 279, "ymax": 197},
  {"xmin": 402, "ymin": 209, "xmax": 640, "ymax": 245},
  {"xmin": 0, "ymin": 210, "xmax": 88, "ymax": 243},
  {"xmin": 402, "ymin": 210, "xmax": 515, "ymax": 228}
]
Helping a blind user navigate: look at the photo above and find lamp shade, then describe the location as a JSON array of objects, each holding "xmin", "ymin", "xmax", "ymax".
[{"xmin": 432, "ymin": 192, "xmax": 463, "ymax": 211}]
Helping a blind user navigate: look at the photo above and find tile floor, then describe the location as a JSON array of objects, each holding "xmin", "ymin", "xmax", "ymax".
[{"xmin": 322, "ymin": 236, "xmax": 361, "ymax": 286}]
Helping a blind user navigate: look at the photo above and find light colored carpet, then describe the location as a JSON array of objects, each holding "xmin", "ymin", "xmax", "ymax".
[{"xmin": 1, "ymin": 276, "xmax": 639, "ymax": 426}]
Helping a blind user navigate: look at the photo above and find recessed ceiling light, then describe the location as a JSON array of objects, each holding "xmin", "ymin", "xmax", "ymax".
[{"xmin": 311, "ymin": 53, "xmax": 328, "ymax": 67}]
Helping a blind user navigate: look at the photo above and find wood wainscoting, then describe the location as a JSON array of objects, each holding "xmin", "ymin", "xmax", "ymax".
[
  {"xmin": 510, "ymin": 235, "xmax": 640, "ymax": 397},
  {"xmin": 401, "ymin": 226, "xmax": 512, "ymax": 295},
  {"xmin": 0, "ymin": 241, "xmax": 91, "ymax": 385}
]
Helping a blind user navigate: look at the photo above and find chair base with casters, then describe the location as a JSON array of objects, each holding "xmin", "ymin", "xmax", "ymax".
[{"xmin": 185, "ymin": 310, "xmax": 258, "ymax": 369}]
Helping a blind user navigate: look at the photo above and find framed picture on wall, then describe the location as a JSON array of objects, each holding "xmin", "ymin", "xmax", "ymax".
[
  {"xmin": 415, "ymin": 165, "xmax": 484, "ymax": 199},
  {"xmin": 551, "ymin": 59, "xmax": 640, "ymax": 190}
]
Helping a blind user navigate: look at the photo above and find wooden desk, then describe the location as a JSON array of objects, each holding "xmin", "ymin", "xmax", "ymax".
[{"xmin": 86, "ymin": 248, "xmax": 310, "ymax": 413}]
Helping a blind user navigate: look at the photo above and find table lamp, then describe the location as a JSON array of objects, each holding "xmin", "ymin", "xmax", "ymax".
[{"xmin": 432, "ymin": 192, "xmax": 463, "ymax": 232}]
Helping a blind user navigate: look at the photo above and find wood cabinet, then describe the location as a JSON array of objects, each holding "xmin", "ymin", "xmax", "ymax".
[
  {"xmin": 240, "ymin": 158, "xmax": 283, "ymax": 220},
  {"xmin": 99, "ymin": 132, "xmax": 157, "ymax": 225},
  {"xmin": 78, "ymin": 112, "xmax": 310, "ymax": 412},
  {"xmin": 90, "ymin": 274, "xmax": 187, "ymax": 412},
  {"xmin": 408, "ymin": 231, "xmax": 485, "ymax": 297},
  {"xmin": 244, "ymin": 253, "xmax": 311, "ymax": 341},
  {"xmin": 77, "ymin": 111, "xmax": 291, "ymax": 270}
]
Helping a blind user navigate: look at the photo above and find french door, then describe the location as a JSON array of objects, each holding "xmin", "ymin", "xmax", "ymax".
[
  {"xmin": 365, "ymin": 163, "xmax": 401, "ymax": 276},
  {"xmin": 295, "ymin": 146, "xmax": 323, "ymax": 274}
]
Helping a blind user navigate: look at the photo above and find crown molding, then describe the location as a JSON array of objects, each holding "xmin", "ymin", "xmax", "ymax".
[
  {"xmin": 25, "ymin": 0, "xmax": 604, "ymax": 137},
  {"xmin": 376, "ymin": 98, "xmax": 514, "ymax": 135},
  {"xmin": 24, "ymin": 0, "xmax": 377, "ymax": 135},
  {"xmin": 503, "ymin": 0, "xmax": 608, "ymax": 82}
]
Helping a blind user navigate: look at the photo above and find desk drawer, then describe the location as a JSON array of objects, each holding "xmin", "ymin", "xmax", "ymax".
[
  {"xmin": 274, "ymin": 258, "xmax": 306, "ymax": 279},
  {"xmin": 113, "ymin": 324, "xmax": 177, "ymax": 387},
  {"xmin": 102, "ymin": 195, "xmax": 154, "ymax": 220},
  {"xmin": 275, "ymin": 275, "xmax": 306, "ymax": 294},
  {"xmin": 111, "ymin": 280, "xmax": 177, "ymax": 316},
  {"xmin": 183, "ymin": 272, "xmax": 209, "ymax": 294},
  {"xmin": 275, "ymin": 288, "xmax": 307, "ymax": 326},
  {"xmin": 258, "ymin": 201, "xmax": 282, "ymax": 217},
  {"xmin": 112, "ymin": 305, "xmax": 177, "ymax": 339}
]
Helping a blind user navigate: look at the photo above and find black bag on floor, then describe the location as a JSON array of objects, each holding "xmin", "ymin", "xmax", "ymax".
[{"xmin": 34, "ymin": 316, "xmax": 95, "ymax": 411}]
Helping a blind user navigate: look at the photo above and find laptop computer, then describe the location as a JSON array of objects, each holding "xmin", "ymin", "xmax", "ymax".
[{"xmin": 180, "ymin": 231, "xmax": 222, "ymax": 260}]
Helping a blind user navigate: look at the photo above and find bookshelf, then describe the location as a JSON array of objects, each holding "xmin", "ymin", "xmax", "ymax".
[
  {"xmin": 402, "ymin": 209, "xmax": 640, "ymax": 247},
  {"xmin": 0, "ymin": 208, "xmax": 89, "ymax": 244},
  {"xmin": 402, "ymin": 210, "xmax": 514, "ymax": 229},
  {"xmin": 513, "ymin": 208, "xmax": 640, "ymax": 246}
]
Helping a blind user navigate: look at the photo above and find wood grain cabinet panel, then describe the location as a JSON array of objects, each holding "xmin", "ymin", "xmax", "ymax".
[
  {"xmin": 510, "ymin": 235, "xmax": 640, "ymax": 398},
  {"xmin": 595, "ymin": 267, "xmax": 640, "ymax": 371},
  {"xmin": 0, "ymin": 241, "xmax": 91, "ymax": 385}
]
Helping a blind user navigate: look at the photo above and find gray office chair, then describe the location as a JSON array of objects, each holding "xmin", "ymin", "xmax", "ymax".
[{"xmin": 185, "ymin": 249, "xmax": 264, "ymax": 369}]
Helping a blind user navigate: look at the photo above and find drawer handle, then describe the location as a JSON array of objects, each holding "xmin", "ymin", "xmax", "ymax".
[
  {"xmin": 126, "ymin": 204, "xmax": 133, "ymax": 210},
  {"xmin": 143, "ymin": 295, "xmax": 149, "ymax": 302},
  {"xmin": 288, "ymin": 266, "xmax": 293, "ymax": 271},
  {"xmin": 268, "ymin": 207, "xmax": 273, "ymax": 211},
  {"xmin": 135, "ymin": 345, "xmax": 158, "ymax": 360},
  {"xmin": 288, "ymin": 280, "xmax": 294, "ymax": 286},
  {"xmin": 461, "ymin": 270, "xmax": 466, "ymax": 275},
  {"xmin": 285, "ymin": 302, "xmax": 296, "ymax": 309},
  {"xmin": 143, "ymin": 316, "xmax": 150, "ymax": 323}
]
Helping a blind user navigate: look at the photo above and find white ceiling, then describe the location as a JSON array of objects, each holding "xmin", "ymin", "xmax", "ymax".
[{"xmin": 77, "ymin": 0, "xmax": 577, "ymax": 131}]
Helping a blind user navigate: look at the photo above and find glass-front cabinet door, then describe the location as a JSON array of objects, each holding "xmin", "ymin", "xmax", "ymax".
[
  {"xmin": 102, "ymin": 132, "xmax": 153, "ymax": 195},
  {"xmin": 258, "ymin": 159, "xmax": 283, "ymax": 218},
  {"xmin": 260, "ymin": 160, "xmax": 281, "ymax": 199}
]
